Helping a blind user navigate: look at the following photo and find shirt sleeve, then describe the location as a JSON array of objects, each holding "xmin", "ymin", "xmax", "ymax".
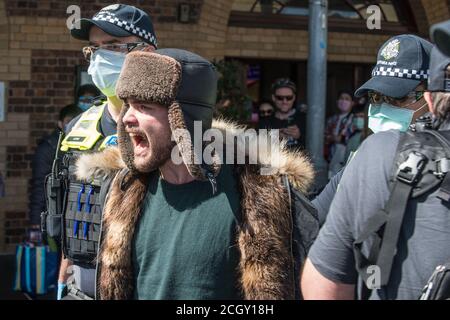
[
  {"xmin": 312, "ymin": 168, "xmax": 344, "ymax": 226},
  {"xmin": 308, "ymin": 130, "xmax": 400, "ymax": 284}
]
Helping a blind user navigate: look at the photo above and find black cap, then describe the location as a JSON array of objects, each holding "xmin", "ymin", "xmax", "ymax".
[
  {"xmin": 428, "ymin": 46, "xmax": 450, "ymax": 92},
  {"xmin": 70, "ymin": 4, "xmax": 157, "ymax": 48},
  {"xmin": 271, "ymin": 78, "xmax": 297, "ymax": 94},
  {"xmin": 355, "ymin": 34, "xmax": 432, "ymax": 98},
  {"xmin": 431, "ymin": 19, "xmax": 450, "ymax": 57}
]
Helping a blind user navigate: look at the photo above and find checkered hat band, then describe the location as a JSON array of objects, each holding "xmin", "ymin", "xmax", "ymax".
[
  {"xmin": 372, "ymin": 66, "xmax": 429, "ymax": 80},
  {"xmin": 93, "ymin": 13, "xmax": 157, "ymax": 47}
]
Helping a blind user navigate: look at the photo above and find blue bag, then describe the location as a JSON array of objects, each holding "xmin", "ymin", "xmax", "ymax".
[{"xmin": 13, "ymin": 243, "xmax": 58, "ymax": 296}]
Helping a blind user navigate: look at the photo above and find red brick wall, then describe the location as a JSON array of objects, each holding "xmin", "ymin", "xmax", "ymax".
[
  {"xmin": 9, "ymin": 49, "xmax": 85, "ymax": 159},
  {"xmin": 6, "ymin": 0, "xmax": 203, "ymax": 23}
]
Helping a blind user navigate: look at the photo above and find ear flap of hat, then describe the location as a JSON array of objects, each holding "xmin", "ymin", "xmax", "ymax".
[
  {"xmin": 117, "ymin": 103, "xmax": 139, "ymax": 174},
  {"xmin": 168, "ymin": 101, "xmax": 221, "ymax": 181},
  {"xmin": 116, "ymin": 51, "xmax": 181, "ymax": 105}
]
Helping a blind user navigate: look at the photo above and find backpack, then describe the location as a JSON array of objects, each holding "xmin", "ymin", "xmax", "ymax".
[{"xmin": 353, "ymin": 127, "xmax": 450, "ymax": 300}]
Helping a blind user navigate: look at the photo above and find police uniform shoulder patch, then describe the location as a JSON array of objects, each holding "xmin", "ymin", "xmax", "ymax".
[
  {"xmin": 101, "ymin": 4, "xmax": 120, "ymax": 12},
  {"xmin": 381, "ymin": 39, "xmax": 400, "ymax": 60}
]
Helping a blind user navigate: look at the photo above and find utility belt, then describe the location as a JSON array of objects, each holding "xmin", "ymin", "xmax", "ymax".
[{"xmin": 42, "ymin": 103, "xmax": 117, "ymax": 267}]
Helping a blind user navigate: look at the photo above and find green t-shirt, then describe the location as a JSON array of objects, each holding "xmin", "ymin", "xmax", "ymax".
[{"xmin": 132, "ymin": 165, "xmax": 242, "ymax": 300}]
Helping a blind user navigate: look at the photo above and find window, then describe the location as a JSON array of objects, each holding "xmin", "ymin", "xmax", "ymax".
[{"xmin": 229, "ymin": 0, "xmax": 417, "ymax": 34}]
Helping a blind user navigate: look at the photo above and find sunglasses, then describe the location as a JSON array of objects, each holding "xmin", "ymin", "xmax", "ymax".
[
  {"xmin": 82, "ymin": 42, "xmax": 148, "ymax": 61},
  {"xmin": 368, "ymin": 91, "xmax": 424, "ymax": 106},
  {"xmin": 275, "ymin": 95, "xmax": 294, "ymax": 102}
]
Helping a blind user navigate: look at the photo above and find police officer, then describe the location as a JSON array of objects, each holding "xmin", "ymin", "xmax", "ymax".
[
  {"xmin": 312, "ymin": 34, "xmax": 432, "ymax": 226},
  {"xmin": 302, "ymin": 39, "xmax": 450, "ymax": 299},
  {"xmin": 54, "ymin": 4, "xmax": 157, "ymax": 300}
]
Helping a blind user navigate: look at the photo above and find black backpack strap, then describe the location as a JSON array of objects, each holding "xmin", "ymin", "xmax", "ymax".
[
  {"xmin": 376, "ymin": 151, "xmax": 427, "ymax": 286},
  {"xmin": 354, "ymin": 151, "xmax": 427, "ymax": 299},
  {"xmin": 353, "ymin": 209, "xmax": 387, "ymax": 299},
  {"xmin": 354, "ymin": 131, "xmax": 432, "ymax": 299}
]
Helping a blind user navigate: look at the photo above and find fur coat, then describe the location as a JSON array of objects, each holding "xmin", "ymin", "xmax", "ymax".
[{"xmin": 75, "ymin": 119, "xmax": 315, "ymax": 300}]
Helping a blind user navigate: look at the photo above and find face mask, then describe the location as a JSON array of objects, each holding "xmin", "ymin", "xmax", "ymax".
[
  {"xmin": 338, "ymin": 99, "xmax": 352, "ymax": 113},
  {"xmin": 88, "ymin": 49, "xmax": 126, "ymax": 97},
  {"xmin": 353, "ymin": 117, "xmax": 364, "ymax": 130},
  {"xmin": 78, "ymin": 102, "xmax": 92, "ymax": 111},
  {"xmin": 368, "ymin": 103, "xmax": 419, "ymax": 133}
]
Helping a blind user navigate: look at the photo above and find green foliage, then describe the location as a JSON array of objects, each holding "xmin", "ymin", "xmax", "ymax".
[{"xmin": 213, "ymin": 59, "xmax": 251, "ymax": 122}]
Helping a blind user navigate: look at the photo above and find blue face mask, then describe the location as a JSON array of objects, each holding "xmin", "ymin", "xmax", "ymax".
[
  {"xmin": 78, "ymin": 102, "xmax": 92, "ymax": 111},
  {"xmin": 353, "ymin": 117, "xmax": 365, "ymax": 130},
  {"xmin": 368, "ymin": 103, "xmax": 418, "ymax": 133},
  {"xmin": 78, "ymin": 96, "xmax": 94, "ymax": 111},
  {"xmin": 87, "ymin": 49, "xmax": 126, "ymax": 97}
]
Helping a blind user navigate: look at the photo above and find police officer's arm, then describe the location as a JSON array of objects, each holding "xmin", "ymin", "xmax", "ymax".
[
  {"xmin": 58, "ymin": 256, "xmax": 72, "ymax": 283},
  {"xmin": 29, "ymin": 138, "xmax": 55, "ymax": 227},
  {"xmin": 301, "ymin": 258, "xmax": 355, "ymax": 300}
]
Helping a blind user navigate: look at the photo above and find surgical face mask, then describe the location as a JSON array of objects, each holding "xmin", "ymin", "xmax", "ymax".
[
  {"xmin": 353, "ymin": 117, "xmax": 364, "ymax": 130},
  {"xmin": 78, "ymin": 102, "xmax": 91, "ymax": 111},
  {"xmin": 368, "ymin": 102, "xmax": 427, "ymax": 133},
  {"xmin": 87, "ymin": 49, "xmax": 126, "ymax": 97},
  {"xmin": 78, "ymin": 95, "xmax": 94, "ymax": 111},
  {"xmin": 337, "ymin": 99, "xmax": 352, "ymax": 113}
]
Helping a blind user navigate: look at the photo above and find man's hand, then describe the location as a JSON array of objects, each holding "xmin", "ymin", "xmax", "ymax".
[{"xmin": 283, "ymin": 125, "xmax": 301, "ymax": 140}]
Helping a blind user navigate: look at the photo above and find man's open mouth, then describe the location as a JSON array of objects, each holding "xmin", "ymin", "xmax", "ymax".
[{"xmin": 129, "ymin": 132, "xmax": 149, "ymax": 154}]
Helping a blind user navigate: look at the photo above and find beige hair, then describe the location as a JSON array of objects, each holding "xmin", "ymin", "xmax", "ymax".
[{"xmin": 432, "ymin": 65, "xmax": 450, "ymax": 121}]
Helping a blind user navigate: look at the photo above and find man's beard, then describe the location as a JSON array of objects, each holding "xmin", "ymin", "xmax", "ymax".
[{"xmin": 135, "ymin": 133, "xmax": 175, "ymax": 173}]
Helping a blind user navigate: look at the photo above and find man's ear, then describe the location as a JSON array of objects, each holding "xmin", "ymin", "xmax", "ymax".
[
  {"xmin": 424, "ymin": 91, "xmax": 434, "ymax": 114},
  {"xmin": 57, "ymin": 120, "xmax": 63, "ymax": 130}
]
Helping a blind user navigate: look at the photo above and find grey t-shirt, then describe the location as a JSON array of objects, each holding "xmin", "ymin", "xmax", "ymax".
[
  {"xmin": 312, "ymin": 168, "xmax": 344, "ymax": 226},
  {"xmin": 308, "ymin": 129, "xmax": 450, "ymax": 300}
]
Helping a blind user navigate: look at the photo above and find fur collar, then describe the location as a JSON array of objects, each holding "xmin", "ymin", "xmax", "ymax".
[
  {"xmin": 76, "ymin": 119, "xmax": 314, "ymax": 300},
  {"xmin": 76, "ymin": 119, "xmax": 314, "ymax": 191}
]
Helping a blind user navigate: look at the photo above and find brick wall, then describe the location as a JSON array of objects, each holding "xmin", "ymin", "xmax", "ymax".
[
  {"xmin": 1, "ymin": 50, "xmax": 85, "ymax": 250},
  {"xmin": 422, "ymin": 0, "xmax": 450, "ymax": 25}
]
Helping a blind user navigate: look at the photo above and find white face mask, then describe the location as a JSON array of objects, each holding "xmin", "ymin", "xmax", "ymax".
[
  {"xmin": 87, "ymin": 49, "xmax": 126, "ymax": 97},
  {"xmin": 368, "ymin": 102, "xmax": 428, "ymax": 133}
]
